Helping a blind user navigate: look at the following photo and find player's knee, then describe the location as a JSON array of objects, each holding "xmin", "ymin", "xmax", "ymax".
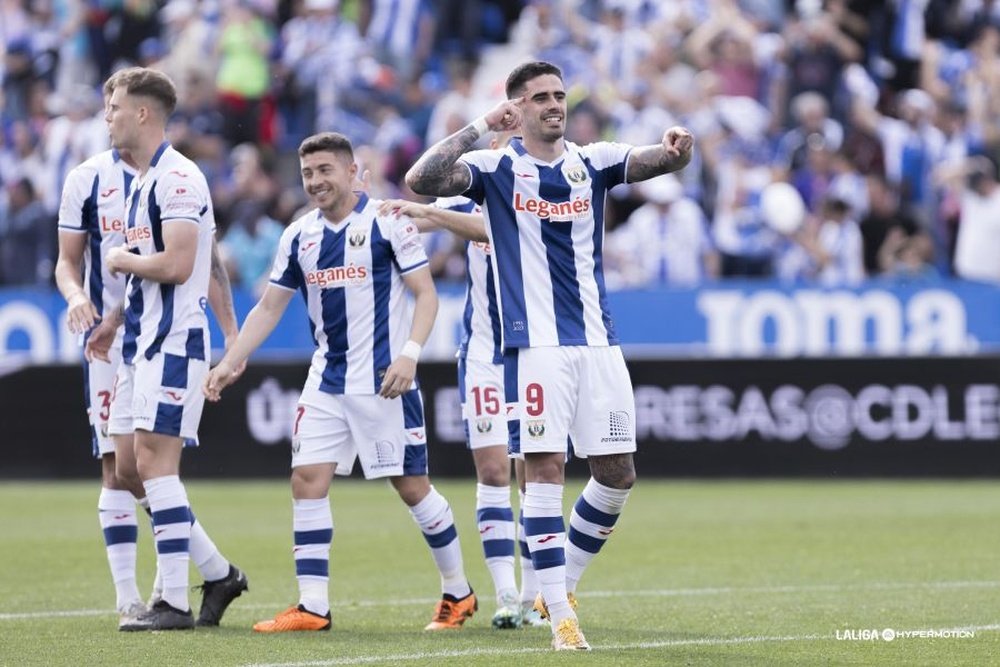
[
  {"xmin": 391, "ymin": 474, "xmax": 431, "ymax": 506},
  {"xmin": 475, "ymin": 459, "xmax": 510, "ymax": 486},
  {"xmin": 591, "ymin": 454, "xmax": 636, "ymax": 490}
]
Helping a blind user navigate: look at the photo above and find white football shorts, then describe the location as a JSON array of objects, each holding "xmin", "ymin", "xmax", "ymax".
[
  {"xmin": 504, "ymin": 345, "xmax": 636, "ymax": 458},
  {"xmin": 458, "ymin": 357, "xmax": 509, "ymax": 450},
  {"xmin": 293, "ymin": 386, "xmax": 429, "ymax": 479},
  {"xmin": 84, "ymin": 343, "xmax": 122, "ymax": 457},
  {"xmin": 108, "ymin": 352, "xmax": 208, "ymax": 441}
]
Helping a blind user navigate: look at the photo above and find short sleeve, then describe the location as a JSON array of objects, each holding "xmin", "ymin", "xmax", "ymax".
[
  {"xmin": 58, "ymin": 165, "xmax": 96, "ymax": 232},
  {"xmin": 389, "ymin": 216, "xmax": 429, "ymax": 274},
  {"xmin": 158, "ymin": 170, "xmax": 207, "ymax": 224},
  {"xmin": 579, "ymin": 141, "xmax": 632, "ymax": 186},
  {"xmin": 433, "ymin": 195, "xmax": 478, "ymax": 214},
  {"xmin": 268, "ymin": 223, "xmax": 304, "ymax": 290}
]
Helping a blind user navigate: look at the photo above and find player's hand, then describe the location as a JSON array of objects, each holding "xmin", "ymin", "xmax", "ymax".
[
  {"xmin": 379, "ymin": 357, "xmax": 416, "ymax": 399},
  {"xmin": 662, "ymin": 126, "xmax": 695, "ymax": 160},
  {"xmin": 484, "ymin": 97, "xmax": 524, "ymax": 133},
  {"xmin": 377, "ymin": 199, "xmax": 437, "ymax": 232},
  {"xmin": 203, "ymin": 359, "xmax": 239, "ymax": 402},
  {"xmin": 66, "ymin": 292, "xmax": 100, "ymax": 334},
  {"xmin": 223, "ymin": 334, "xmax": 248, "ymax": 381},
  {"xmin": 83, "ymin": 317, "xmax": 117, "ymax": 363},
  {"xmin": 106, "ymin": 245, "xmax": 130, "ymax": 277}
]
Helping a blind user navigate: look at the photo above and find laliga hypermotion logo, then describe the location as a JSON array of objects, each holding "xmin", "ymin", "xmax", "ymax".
[
  {"xmin": 305, "ymin": 263, "xmax": 369, "ymax": 288},
  {"xmin": 526, "ymin": 420, "xmax": 545, "ymax": 438}
]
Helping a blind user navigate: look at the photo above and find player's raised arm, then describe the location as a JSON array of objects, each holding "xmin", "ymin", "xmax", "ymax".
[
  {"xmin": 405, "ymin": 97, "xmax": 524, "ymax": 197},
  {"xmin": 625, "ymin": 126, "xmax": 696, "ymax": 183}
]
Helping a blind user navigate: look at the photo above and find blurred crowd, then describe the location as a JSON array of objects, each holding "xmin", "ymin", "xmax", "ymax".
[{"xmin": 2, "ymin": 0, "xmax": 1000, "ymax": 293}]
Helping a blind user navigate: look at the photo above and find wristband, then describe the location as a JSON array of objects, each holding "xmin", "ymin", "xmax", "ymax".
[
  {"xmin": 400, "ymin": 340, "xmax": 422, "ymax": 361},
  {"xmin": 471, "ymin": 116, "xmax": 489, "ymax": 138}
]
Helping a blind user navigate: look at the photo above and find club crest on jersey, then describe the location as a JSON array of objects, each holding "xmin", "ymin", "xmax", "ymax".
[
  {"xmin": 476, "ymin": 418, "xmax": 493, "ymax": 434},
  {"xmin": 562, "ymin": 164, "xmax": 588, "ymax": 184},
  {"xmin": 348, "ymin": 231, "xmax": 367, "ymax": 247},
  {"xmin": 526, "ymin": 420, "xmax": 545, "ymax": 439}
]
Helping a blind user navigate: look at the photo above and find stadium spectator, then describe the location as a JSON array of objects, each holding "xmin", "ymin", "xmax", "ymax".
[
  {"xmin": 0, "ymin": 175, "xmax": 52, "ymax": 285},
  {"xmin": 215, "ymin": 0, "xmax": 274, "ymax": 147},
  {"xmin": 774, "ymin": 91, "xmax": 845, "ymax": 175},
  {"xmin": 607, "ymin": 174, "xmax": 719, "ymax": 288},
  {"xmin": 859, "ymin": 174, "xmax": 931, "ymax": 276},
  {"xmin": 944, "ymin": 155, "xmax": 1000, "ymax": 284},
  {"xmin": 217, "ymin": 143, "xmax": 284, "ymax": 293},
  {"xmin": 204, "ymin": 131, "xmax": 478, "ymax": 634}
]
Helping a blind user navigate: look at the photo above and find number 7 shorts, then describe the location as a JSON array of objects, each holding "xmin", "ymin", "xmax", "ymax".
[{"xmin": 292, "ymin": 386, "xmax": 429, "ymax": 479}]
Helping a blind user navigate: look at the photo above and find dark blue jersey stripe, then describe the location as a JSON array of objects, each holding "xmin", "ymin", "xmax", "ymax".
[{"xmin": 318, "ymin": 226, "xmax": 348, "ymax": 393}]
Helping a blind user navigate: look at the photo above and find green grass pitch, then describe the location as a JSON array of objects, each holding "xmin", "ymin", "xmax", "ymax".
[{"xmin": 1, "ymin": 479, "xmax": 998, "ymax": 666}]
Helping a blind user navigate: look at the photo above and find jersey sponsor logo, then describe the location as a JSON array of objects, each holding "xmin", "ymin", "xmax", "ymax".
[
  {"xmin": 562, "ymin": 164, "xmax": 588, "ymax": 184},
  {"xmin": 513, "ymin": 192, "xmax": 591, "ymax": 221},
  {"xmin": 100, "ymin": 216, "xmax": 125, "ymax": 233},
  {"xmin": 169, "ymin": 170, "xmax": 189, "ymax": 178},
  {"xmin": 601, "ymin": 410, "xmax": 632, "ymax": 443},
  {"xmin": 301, "ymin": 241, "xmax": 318, "ymax": 253},
  {"xmin": 515, "ymin": 172, "xmax": 535, "ymax": 179},
  {"xmin": 372, "ymin": 440, "xmax": 398, "ymax": 469},
  {"xmin": 304, "ymin": 263, "xmax": 369, "ymax": 288},
  {"xmin": 471, "ymin": 241, "xmax": 492, "ymax": 255},
  {"xmin": 348, "ymin": 231, "xmax": 367, "ymax": 247},
  {"xmin": 125, "ymin": 225, "xmax": 152, "ymax": 246},
  {"xmin": 526, "ymin": 419, "xmax": 545, "ymax": 438},
  {"xmin": 100, "ymin": 187, "xmax": 119, "ymax": 198}
]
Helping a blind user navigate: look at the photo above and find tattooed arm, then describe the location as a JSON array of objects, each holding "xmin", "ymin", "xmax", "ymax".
[
  {"xmin": 208, "ymin": 238, "xmax": 239, "ymax": 341},
  {"xmin": 207, "ymin": 237, "xmax": 248, "ymax": 378},
  {"xmin": 625, "ymin": 126, "xmax": 696, "ymax": 183},
  {"xmin": 406, "ymin": 97, "xmax": 525, "ymax": 197}
]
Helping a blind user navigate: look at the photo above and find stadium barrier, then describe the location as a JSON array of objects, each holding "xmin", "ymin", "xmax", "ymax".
[
  {"xmin": 4, "ymin": 278, "xmax": 1000, "ymax": 364},
  {"xmin": 5, "ymin": 357, "xmax": 999, "ymax": 479}
]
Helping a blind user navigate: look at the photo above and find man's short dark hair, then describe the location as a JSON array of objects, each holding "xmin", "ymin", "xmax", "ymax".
[
  {"xmin": 298, "ymin": 132, "xmax": 354, "ymax": 160},
  {"xmin": 112, "ymin": 67, "xmax": 177, "ymax": 116},
  {"xmin": 505, "ymin": 61, "xmax": 563, "ymax": 99}
]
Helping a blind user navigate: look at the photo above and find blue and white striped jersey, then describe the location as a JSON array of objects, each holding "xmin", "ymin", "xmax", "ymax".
[
  {"xmin": 121, "ymin": 142, "xmax": 215, "ymax": 365},
  {"xmin": 432, "ymin": 196, "xmax": 502, "ymax": 364},
  {"xmin": 460, "ymin": 138, "xmax": 631, "ymax": 349},
  {"xmin": 57, "ymin": 149, "xmax": 136, "ymax": 321},
  {"xmin": 269, "ymin": 194, "xmax": 430, "ymax": 396}
]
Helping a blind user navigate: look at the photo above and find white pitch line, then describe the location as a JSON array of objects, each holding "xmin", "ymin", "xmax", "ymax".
[
  {"xmin": 2, "ymin": 580, "xmax": 998, "ymax": 621},
  {"xmin": 243, "ymin": 624, "xmax": 1000, "ymax": 667}
]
